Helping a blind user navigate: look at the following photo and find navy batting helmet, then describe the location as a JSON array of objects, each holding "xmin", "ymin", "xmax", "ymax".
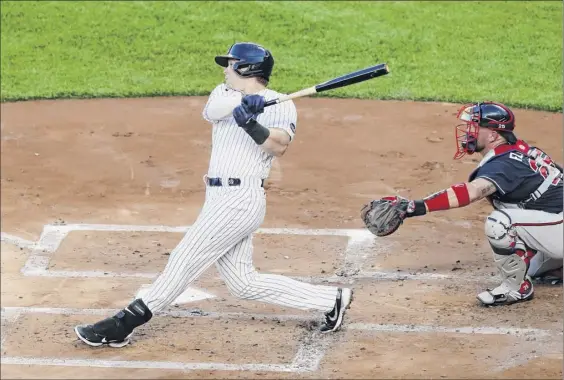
[{"xmin": 215, "ymin": 42, "xmax": 274, "ymax": 81}]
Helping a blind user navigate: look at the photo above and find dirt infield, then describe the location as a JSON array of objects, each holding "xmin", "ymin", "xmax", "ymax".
[{"xmin": 1, "ymin": 96, "xmax": 562, "ymax": 379}]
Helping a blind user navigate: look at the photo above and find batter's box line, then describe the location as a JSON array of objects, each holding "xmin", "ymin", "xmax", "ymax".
[
  {"xmin": 4, "ymin": 223, "xmax": 493, "ymax": 283},
  {"xmin": 2, "ymin": 307, "xmax": 560, "ymax": 372},
  {"xmin": 0, "ymin": 307, "xmax": 327, "ymax": 373},
  {"xmin": 4, "ymin": 223, "xmax": 375, "ymax": 274},
  {"xmin": 2, "ymin": 307, "xmax": 559, "ymax": 374},
  {"xmin": 18, "ymin": 266, "xmax": 496, "ymax": 284},
  {"xmin": 0, "ymin": 357, "xmax": 300, "ymax": 373},
  {"xmin": 2, "ymin": 306, "xmax": 560, "ymax": 338}
]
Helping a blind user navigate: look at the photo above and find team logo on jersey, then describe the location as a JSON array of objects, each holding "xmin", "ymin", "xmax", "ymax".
[{"xmin": 290, "ymin": 123, "xmax": 296, "ymax": 133}]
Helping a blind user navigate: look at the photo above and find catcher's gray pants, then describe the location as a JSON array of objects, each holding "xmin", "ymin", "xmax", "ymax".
[
  {"xmin": 488, "ymin": 206, "xmax": 563, "ymax": 277},
  {"xmin": 141, "ymin": 183, "xmax": 338, "ymax": 313}
]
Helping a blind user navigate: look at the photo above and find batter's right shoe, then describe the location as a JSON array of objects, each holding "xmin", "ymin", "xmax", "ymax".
[
  {"xmin": 320, "ymin": 287, "xmax": 353, "ymax": 333},
  {"xmin": 74, "ymin": 298, "xmax": 152, "ymax": 348}
]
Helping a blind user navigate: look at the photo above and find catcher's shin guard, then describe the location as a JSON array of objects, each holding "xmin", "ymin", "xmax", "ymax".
[
  {"xmin": 479, "ymin": 210, "xmax": 535, "ymax": 305},
  {"xmin": 477, "ymin": 250, "xmax": 534, "ymax": 306}
]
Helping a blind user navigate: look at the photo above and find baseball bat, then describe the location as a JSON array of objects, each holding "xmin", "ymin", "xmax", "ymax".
[{"xmin": 264, "ymin": 63, "xmax": 389, "ymax": 108}]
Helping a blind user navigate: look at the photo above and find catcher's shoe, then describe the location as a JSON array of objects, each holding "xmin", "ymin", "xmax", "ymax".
[
  {"xmin": 532, "ymin": 267, "xmax": 563, "ymax": 285},
  {"xmin": 320, "ymin": 288, "xmax": 353, "ymax": 333},
  {"xmin": 532, "ymin": 276, "xmax": 563, "ymax": 286},
  {"xmin": 74, "ymin": 299, "xmax": 152, "ymax": 348},
  {"xmin": 477, "ymin": 276, "xmax": 534, "ymax": 306}
]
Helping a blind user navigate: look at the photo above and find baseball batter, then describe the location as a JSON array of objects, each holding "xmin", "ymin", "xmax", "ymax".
[
  {"xmin": 362, "ymin": 101, "xmax": 563, "ymax": 306},
  {"xmin": 74, "ymin": 42, "xmax": 353, "ymax": 348}
]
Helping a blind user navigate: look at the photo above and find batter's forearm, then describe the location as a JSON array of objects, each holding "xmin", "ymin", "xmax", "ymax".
[
  {"xmin": 204, "ymin": 95, "xmax": 242, "ymax": 121},
  {"xmin": 260, "ymin": 128, "xmax": 290, "ymax": 157},
  {"xmin": 240, "ymin": 121, "xmax": 289, "ymax": 157}
]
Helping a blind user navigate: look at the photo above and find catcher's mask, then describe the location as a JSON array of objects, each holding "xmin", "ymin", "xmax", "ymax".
[
  {"xmin": 454, "ymin": 101, "xmax": 516, "ymax": 159},
  {"xmin": 214, "ymin": 42, "xmax": 274, "ymax": 82}
]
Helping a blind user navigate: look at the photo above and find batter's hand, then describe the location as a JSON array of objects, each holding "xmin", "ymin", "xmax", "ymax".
[
  {"xmin": 242, "ymin": 95, "xmax": 266, "ymax": 115},
  {"xmin": 233, "ymin": 103, "xmax": 255, "ymax": 127}
]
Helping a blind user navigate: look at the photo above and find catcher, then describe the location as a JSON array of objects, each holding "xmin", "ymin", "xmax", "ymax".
[{"xmin": 361, "ymin": 101, "xmax": 563, "ymax": 306}]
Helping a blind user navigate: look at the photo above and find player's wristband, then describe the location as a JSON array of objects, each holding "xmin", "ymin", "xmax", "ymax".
[
  {"xmin": 422, "ymin": 183, "xmax": 471, "ymax": 213},
  {"xmin": 407, "ymin": 200, "xmax": 427, "ymax": 217},
  {"xmin": 451, "ymin": 183, "xmax": 470, "ymax": 207},
  {"xmin": 423, "ymin": 189, "xmax": 450, "ymax": 212},
  {"xmin": 242, "ymin": 118, "xmax": 270, "ymax": 145}
]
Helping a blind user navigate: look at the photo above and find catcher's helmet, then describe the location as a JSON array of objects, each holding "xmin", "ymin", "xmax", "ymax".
[
  {"xmin": 454, "ymin": 101, "xmax": 517, "ymax": 159},
  {"xmin": 215, "ymin": 42, "xmax": 274, "ymax": 81}
]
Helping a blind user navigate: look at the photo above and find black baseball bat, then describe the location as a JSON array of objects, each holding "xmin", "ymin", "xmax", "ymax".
[{"xmin": 264, "ymin": 63, "xmax": 389, "ymax": 108}]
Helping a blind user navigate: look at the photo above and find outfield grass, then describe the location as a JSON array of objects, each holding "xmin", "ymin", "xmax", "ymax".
[{"xmin": 1, "ymin": 1, "xmax": 562, "ymax": 111}]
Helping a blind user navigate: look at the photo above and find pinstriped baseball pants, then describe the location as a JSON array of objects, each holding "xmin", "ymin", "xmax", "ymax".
[{"xmin": 142, "ymin": 184, "xmax": 338, "ymax": 313}]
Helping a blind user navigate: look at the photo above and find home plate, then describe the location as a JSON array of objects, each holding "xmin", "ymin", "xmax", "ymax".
[{"xmin": 136, "ymin": 285, "xmax": 216, "ymax": 305}]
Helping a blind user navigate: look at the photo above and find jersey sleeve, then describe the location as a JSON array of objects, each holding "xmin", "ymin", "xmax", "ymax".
[
  {"xmin": 261, "ymin": 100, "xmax": 298, "ymax": 141},
  {"xmin": 202, "ymin": 83, "xmax": 242, "ymax": 123},
  {"xmin": 475, "ymin": 158, "xmax": 525, "ymax": 195}
]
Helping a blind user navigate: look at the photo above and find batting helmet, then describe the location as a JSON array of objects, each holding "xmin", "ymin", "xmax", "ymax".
[
  {"xmin": 215, "ymin": 42, "xmax": 274, "ymax": 81},
  {"xmin": 454, "ymin": 101, "xmax": 517, "ymax": 159}
]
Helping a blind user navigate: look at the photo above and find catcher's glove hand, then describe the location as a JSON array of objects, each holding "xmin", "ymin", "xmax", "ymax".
[{"xmin": 360, "ymin": 196, "xmax": 424, "ymax": 237}]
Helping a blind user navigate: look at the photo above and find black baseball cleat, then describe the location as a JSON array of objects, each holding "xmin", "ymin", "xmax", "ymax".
[
  {"xmin": 75, "ymin": 323, "xmax": 132, "ymax": 348},
  {"xmin": 74, "ymin": 298, "xmax": 152, "ymax": 348},
  {"xmin": 320, "ymin": 287, "xmax": 353, "ymax": 333}
]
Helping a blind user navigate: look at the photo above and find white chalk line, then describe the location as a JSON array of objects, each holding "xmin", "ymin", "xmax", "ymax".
[
  {"xmin": 3, "ymin": 223, "xmax": 560, "ymax": 375},
  {"xmin": 0, "ymin": 306, "xmax": 322, "ymax": 373},
  {"xmin": 6, "ymin": 222, "xmax": 488, "ymax": 282},
  {"xmin": 22, "ymin": 268, "xmax": 159, "ymax": 279},
  {"xmin": 290, "ymin": 331, "xmax": 332, "ymax": 372},
  {"xmin": 0, "ymin": 356, "xmax": 298, "ymax": 373},
  {"xmin": 0, "ymin": 306, "xmax": 313, "ymax": 322},
  {"xmin": 0, "ymin": 232, "xmax": 37, "ymax": 250},
  {"xmin": 349, "ymin": 322, "xmax": 563, "ymax": 372},
  {"xmin": 34, "ymin": 223, "xmax": 368, "ymax": 237},
  {"xmin": 19, "ymin": 266, "xmax": 494, "ymax": 284},
  {"xmin": 2, "ymin": 306, "xmax": 559, "ymax": 337},
  {"xmin": 3, "ymin": 224, "xmax": 487, "ymax": 283},
  {"xmin": 495, "ymin": 337, "xmax": 564, "ymax": 373},
  {"xmin": 347, "ymin": 323, "xmax": 561, "ymax": 338},
  {"xmin": 339, "ymin": 229, "xmax": 377, "ymax": 277},
  {"xmin": 3, "ymin": 224, "xmax": 371, "ymax": 258},
  {"xmin": 0, "ymin": 310, "xmax": 21, "ymax": 351},
  {"xmin": 2, "ymin": 307, "xmax": 560, "ymax": 374},
  {"xmin": 5, "ymin": 223, "xmax": 377, "ymax": 280}
]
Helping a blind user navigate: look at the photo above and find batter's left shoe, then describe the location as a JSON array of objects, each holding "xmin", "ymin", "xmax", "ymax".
[
  {"xmin": 74, "ymin": 298, "xmax": 152, "ymax": 348},
  {"xmin": 320, "ymin": 287, "xmax": 353, "ymax": 333}
]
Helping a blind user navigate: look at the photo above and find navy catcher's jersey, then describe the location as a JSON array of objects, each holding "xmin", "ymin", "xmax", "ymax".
[{"xmin": 469, "ymin": 143, "xmax": 563, "ymax": 214}]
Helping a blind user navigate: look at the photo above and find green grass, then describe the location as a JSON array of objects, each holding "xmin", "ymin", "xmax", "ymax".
[{"xmin": 1, "ymin": 1, "xmax": 562, "ymax": 111}]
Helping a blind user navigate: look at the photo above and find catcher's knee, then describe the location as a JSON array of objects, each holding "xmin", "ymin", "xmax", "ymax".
[{"xmin": 484, "ymin": 210, "xmax": 525, "ymax": 255}]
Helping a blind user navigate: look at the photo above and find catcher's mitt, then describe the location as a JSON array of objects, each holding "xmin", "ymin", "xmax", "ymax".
[{"xmin": 360, "ymin": 196, "xmax": 415, "ymax": 237}]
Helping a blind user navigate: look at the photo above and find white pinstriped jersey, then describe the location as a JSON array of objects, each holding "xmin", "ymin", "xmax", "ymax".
[
  {"xmin": 139, "ymin": 84, "xmax": 339, "ymax": 317},
  {"xmin": 202, "ymin": 83, "xmax": 297, "ymax": 179}
]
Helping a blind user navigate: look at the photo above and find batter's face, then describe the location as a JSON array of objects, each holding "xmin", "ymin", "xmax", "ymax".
[{"xmin": 223, "ymin": 59, "xmax": 247, "ymax": 91}]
